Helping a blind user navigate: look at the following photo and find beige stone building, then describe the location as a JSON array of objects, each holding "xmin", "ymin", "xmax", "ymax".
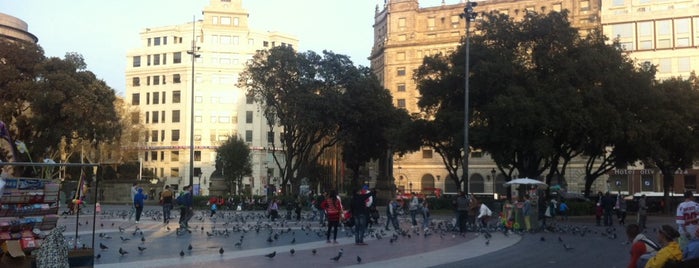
[
  {"xmin": 0, "ymin": 13, "xmax": 38, "ymax": 43},
  {"xmin": 125, "ymin": 0, "xmax": 297, "ymax": 196},
  {"xmin": 371, "ymin": 0, "xmax": 699, "ymax": 198}
]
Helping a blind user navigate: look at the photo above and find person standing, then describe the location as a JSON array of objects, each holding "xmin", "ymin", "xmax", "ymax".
[
  {"xmin": 626, "ymin": 223, "xmax": 660, "ymax": 268},
  {"xmin": 676, "ymin": 190, "xmax": 699, "ymax": 249},
  {"xmin": 422, "ymin": 199, "xmax": 431, "ymax": 232},
  {"xmin": 409, "ymin": 194, "xmax": 420, "ymax": 228},
  {"xmin": 537, "ymin": 195, "xmax": 548, "ymax": 231},
  {"xmin": 601, "ymin": 192, "xmax": 615, "ymax": 227},
  {"xmin": 127, "ymin": 183, "xmax": 138, "ymax": 221},
  {"xmin": 522, "ymin": 195, "xmax": 532, "ymax": 232},
  {"xmin": 208, "ymin": 195, "xmax": 219, "ymax": 217},
  {"xmin": 638, "ymin": 194, "xmax": 648, "ymax": 229},
  {"xmin": 558, "ymin": 200, "xmax": 569, "ymax": 222},
  {"xmin": 268, "ymin": 199, "xmax": 279, "ymax": 221},
  {"xmin": 160, "ymin": 185, "xmax": 173, "ymax": 224},
  {"xmin": 617, "ymin": 195, "xmax": 627, "ymax": 225},
  {"xmin": 321, "ymin": 190, "xmax": 342, "ymax": 244},
  {"xmin": 385, "ymin": 198, "xmax": 400, "ymax": 231},
  {"xmin": 454, "ymin": 191, "xmax": 470, "ymax": 234},
  {"xmin": 133, "ymin": 187, "xmax": 147, "ymax": 224},
  {"xmin": 350, "ymin": 188, "xmax": 372, "ymax": 245}
]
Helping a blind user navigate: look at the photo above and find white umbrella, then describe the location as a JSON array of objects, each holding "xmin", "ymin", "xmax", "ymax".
[{"xmin": 504, "ymin": 178, "xmax": 548, "ymax": 187}]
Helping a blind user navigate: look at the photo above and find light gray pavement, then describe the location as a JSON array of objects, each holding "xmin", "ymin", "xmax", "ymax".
[{"xmin": 57, "ymin": 204, "xmax": 677, "ymax": 268}]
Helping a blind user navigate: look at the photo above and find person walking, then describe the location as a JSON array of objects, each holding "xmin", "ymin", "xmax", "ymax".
[
  {"xmin": 160, "ymin": 185, "xmax": 173, "ymax": 224},
  {"xmin": 409, "ymin": 194, "xmax": 420, "ymax": 228},
  {"xmin": 133, "ymin": 187, "xmax": 147, "ymax": 224},
  {"xmin": 454, "ymin": 191, "xmax": 470, "ymax": 234},
  {"xmin": 127, "ymin": 182, "xmax": 138, "ymax": 221},
  {"xmin": 350, "ymin": 188, "xmax": 372, "ymax": 245},
  {"xmin": 321, "ymin": 190, "xmax": 342, "ymax": 244},
  {"xmin": 601, "ymin": 192, "xmax": 615, "ymax": 226},
  {"xmin": 385, "ymin": 198, "xmax": 400, "ymax": 231},
  {"xmin": 558, "ymin": 200, "xmax": 569, "ymax": 222},
  {"xmin": 176, "ymin": 185, "xmax": 193, "ymax": 229},
  {"xmin": 617, "ymin": 195, "xmax": 627, "ymax": 225}
]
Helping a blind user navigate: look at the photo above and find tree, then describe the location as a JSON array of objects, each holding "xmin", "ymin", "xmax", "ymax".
[
  {"xmin": 215, "ymin": 137, "xmax": 252, "ymax": 195},
  {"xmin": 239, "ymin": 46, "xmax": 353, "ymax": 194},
  {"xmin": 0, "ymin": 40, "xmax": 122, "ymax": 168}
]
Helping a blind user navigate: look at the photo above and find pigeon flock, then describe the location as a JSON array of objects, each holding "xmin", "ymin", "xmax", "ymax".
[{"xmin": 56, "ymin": 205, "xmax": 633, "ymax": 266}]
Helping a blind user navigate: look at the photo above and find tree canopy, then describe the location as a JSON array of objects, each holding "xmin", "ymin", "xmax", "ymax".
[{"xmin": 214, "ymin": 137, "xmax": 253, "ymax": 195}]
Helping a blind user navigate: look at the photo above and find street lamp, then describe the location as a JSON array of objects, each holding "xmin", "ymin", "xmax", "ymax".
[
  {"xmin": 461, "ymin": 1, "xmax": 478, "ymax": 193},
  {"xmin": 187, "ymin": 16, "xmax": 200, "ymax": 190}
]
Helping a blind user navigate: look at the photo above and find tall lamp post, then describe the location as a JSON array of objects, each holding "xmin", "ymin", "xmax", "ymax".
[
  {"xmin": 187, "ymin": 16, "xmax": 200, "ymax": 190},
  {"xmin": 461, "ymin": 1, "xmax": 478, "ymax": 193}
]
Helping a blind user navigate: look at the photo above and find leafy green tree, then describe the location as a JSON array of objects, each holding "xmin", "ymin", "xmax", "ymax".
[
  {"xmin": 215, "ymin": 137, "xmax": 253, "ymax": 195},
  {"xmin": 0, "ymin": 40, "xmax": 122, "ymax": 170},
  {"xmin": 239, "ymin": 46, "xmax": 351, "ymax": 194}
]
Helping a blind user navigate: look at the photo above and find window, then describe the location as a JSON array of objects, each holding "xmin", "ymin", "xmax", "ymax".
[
  {"xmin": 639, "ymin": 40, "xmax": 653, "ymax": 50},
  {"xmin": 153, "ymin": 92, "xmax": 160, "ymax": 104},
  {"xmin": 450, "ymin": 15, "xmax": 460, "ymax": 28},
  {"xmin": 422, "ymin": 149, "xmax": 433, "ymax": 159},
  {"xmin": 677, "ymin": 37, "xmax": 690, "ymax": 47},
  {"xmin": 173, "ymin": 91, "xmax": 181, "ymax": 103},
  {"xmin": 263, "ymin": 41, "xmax": 269, "ymax": 47},
  {"xmin": 133, "ymin": 56, "xmax": 141, "ymax": 67},
  {"xmin": 397, "ymin": 52, "xmax": 406, "ymax": 60},
  {"xmin": 233, "ymin": 17, "xmax": 239, "ymax": 26},
  {"xmin": 212, "ymin": 16, "xmax": 218, "ymax": 24},
  {"xmin": 171, "ymin": 151, "xmax": 179, "ymax": 161},
  {"xmin": 638, "ymin": 21, "xmax": 653, "ymax": 37},
  {"xmin": 172, "ymin": 110, "xmax": 180, "ymax": 123},
  {"xmin": 580, "ymin": 0, "xmax": 590, "ymax": 11},
  {"xmin": 221, "ymin": 16, "xmax": 231, "ymax": 25},
  {"xmin": 232, "ymin": 36, "xmax": 239, "ymax": 45},
  {"xmin": 173, "ymin": 74, "xmax": 181, "ymax": 84},
  {"xmin": 267, "ymin": 131, "xmax": 274, "ymax": 143},
  {"xmin": 147, "ymin": 55, "xmax": 151, "ymax": 66},
  {"xmin": 154, "ymin": 37, "xmax": 161, "ymax": 46},
  {"xmin": 245, "ymin": 130, "xmax": 253, "ymax": 142},
  {"xmin": 131, "ymin": 93, "xmax": 140, "ymax": 105},
  {"xmin": 658, "ymin": 58, "xmax": 672, "ymax": 73},
  {"xmin": 246, "ymin": 95, "xmax": 254, "ymax": 104},
  {"xmin": 657, "ymin": 20, "xmax": 671, "ymax": 36},
  {"xmin": 552, "ymin": 3, "xmax": 562, "ymax": 12},
  {"xmin": 171, "ymin": 130, "xmax": 180, "ymax": 141},
  {"xmin": 657, "ymin": 39, "xmax": 671, "ymax": 48},
  {"xmin": 152, "ymin": 111, "xmax": 159, "ymax": 123},
  {"xmin": 397, "ymin": 83, "xmax": 406, "ymax": 92},
  {"xmin": 145, "ymin": 112, "xmax": 149, "ymax": 123},
  {"xmin": 246, "ymin": 111, "xmax": 253, "ymax": 123},
  {"xmin": 147, "ymin": 38, "xmax": 151, "ymax": 47},
  {"xmin": 397, "ymin": 99, "xmax": 406, "ymax": 108},
  {"xmin": 194, "ymin": 151, "xmax": 201, "ymax": 161},
  {"xmin": 151, "ymin": 130, "xmax": 159, "ymax": 142},
  {"xmin": 153, "ymin": 75, "xmax": 160, "ymax": 85},
  {"xmin": 398, "ymin": 17, "xmax": 406, "ymax": 28},
  {"xmin": 132, "ymin": 77, "xmax": 140, "ymax": 87},
  {"xmin": 685, "ymin": 175, "xmax": 697, "ymax": 190},
  {"xmin": 612, "ymin": 0, "xmax": 624, "ymax": 6},
  {"xmin": 151, "ymin": 151, "xmax": 157, "ymax": 161},
  {"xmin": 173, "ymin": 52, "xmax": 182, "ymax": 64},
  {"xmin": 154, "ymin": 54, "xmax": 161, "ymax": 65},
  {"xmin": 427, "ymin": 17, "xmax": 436, "ymax": 29},
  {"xmin": 612, "ymin": 23, "xmax": 633, "ymax": 38},
  {"xmin": 163, "ymin": 37, "xmax": 167, "ymax": 45},
  {"xmin": 678, "ymin": 57, "xmax": 691, "ymax": 72},
  {"xmin": 397, "ymin": 67, "xmax": 406, "ymax": 76},
  {"xmin": 221, "ymin": 35, "xmax": 231, "ymax": 44},
  {"xmin": 398, "ymin": 34, "xmax": 407, "ymax": 41},
  {"xmin": 676, "ymin": 18, "xmax": 690, "ymax": 34}
]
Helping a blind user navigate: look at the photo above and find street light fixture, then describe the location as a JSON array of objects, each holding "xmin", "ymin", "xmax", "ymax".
[
  {"xmin": 461, "ymin": 1, "xmax": 477, "ymax": 193},
  {"xmin": 186, "ymin": 16, "xmax": 200, "ymax": 190}
]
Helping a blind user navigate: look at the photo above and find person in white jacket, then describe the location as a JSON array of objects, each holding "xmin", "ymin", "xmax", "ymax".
[{"xmin": 477, "ymin": 202, "xmax": 492, "ymax": 228}]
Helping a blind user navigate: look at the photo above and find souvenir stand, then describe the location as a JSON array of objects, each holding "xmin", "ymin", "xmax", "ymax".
[{"xmin": 0, "ymin": 162, "xmax": 100, "ymax": 267}]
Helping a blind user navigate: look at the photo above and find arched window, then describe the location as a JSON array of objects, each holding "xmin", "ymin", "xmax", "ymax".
[
  {"xmin": 494, "ymin": 174, "xmax": 507, "ymax": 196},
  {"xmin": 421, "ymin": 174, "xmax": 435, "ymax": 194},
  {"xmin": 444, "ymin": 174, "xmax": 459, "ymax": 193},
  {"xmin": 470, "ymin": 174, "xmax": 485, "ymax": 193}
]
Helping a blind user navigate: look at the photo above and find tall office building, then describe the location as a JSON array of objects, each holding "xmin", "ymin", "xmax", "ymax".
[{"xmin": 125, "ymin": 0, "xmax": 297, "ymax": 195}]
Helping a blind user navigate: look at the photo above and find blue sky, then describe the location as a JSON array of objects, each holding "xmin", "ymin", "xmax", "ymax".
[{"xmin": 2, "ymin": 0, "xmax": 452, "ymax": 96}]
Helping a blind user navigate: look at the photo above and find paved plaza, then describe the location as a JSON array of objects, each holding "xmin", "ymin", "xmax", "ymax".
[{"xmin": 55, "ymin": 204, "xmax": 675, "ymax": 267}]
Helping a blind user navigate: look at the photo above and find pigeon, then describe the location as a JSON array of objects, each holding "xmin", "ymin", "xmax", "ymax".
[
  {"xmin": 180, "ymin": 250, "xmax": 185, "ymax": 257},
  {"xmin": 540, "ymin": 236, "xmax": 545, "ymax": 242},
  {"xmin": 166, "ymin": 226, "xmax": 171, "ymax": 231},
  {"xmin": 219, "ymin": 247, "xmax": 224, "ymax": 255},
  {"xmin": 558, "ymin": 236, "xmax": 563, "ymax": 243},
  {"xmin": 330, "ymin": 249, "xmax": 343, "ymax": 261},
  {"xmin": 120, "ymin": 236, "xmax": 130, "ymax": 242},
  {"xmin": 291, "ymin": 237, "xmax": 296, "ymax": 244},
  {"xmin": 234, "ymin": 241, "xmax": 242, "ymax": 247},
  {"xmin": 485, "ymin": 240, "xmax": 490, "ymax": 246},
  {"xmin": 138, "ymin": 246, "xmax": 147, "ymax": 252},
  {"xmin": 267, "ymin": 236, "xmax": 273, "ymax": 243},
  {"xmin": 290, "ymin": 248, "xmax": 295, "ymax": 255},
  {"xmin": 563, "ymin": 244, "xmax": 574, "ymax": 251},
  {"xmin": 119, "ymin": 226, "xmax": 125, "ymax": 233},
  {"xmin": 99, "ymin": 243, "xmax": 108, "ymax": 250},
  {"xmin": 357, "ymin": 255, "xmax": 362, "ymax": 264},
  {"xmin": 95, "ymin": 253, "xmax": 101, "ymax": 260},
  {"xmin": 188, "ymin": 244, "xmax": 193, "ymax": 251},
  {"xmin": 265, "ymin": 251, "xmax": 276, "ymax": 259},
  {"xmin": 312, "ymin": 249, "xmax": 317, "ymax": 255},
  {"xmin": 118, "ymin": 247, "xmax": 128, "ymax": 256}
]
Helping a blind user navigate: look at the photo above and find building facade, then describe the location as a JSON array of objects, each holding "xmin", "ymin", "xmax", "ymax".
[
  {"xmin": 125, "ymin": 0, "xmax": 297, "ymax": 196},
  {"xmin": 0, "ymin": 13, "xmax": 38, "ymax": 43},
  {"xmin": 371, "ymin": 0, "xmax": 699, "ymax": 197}
]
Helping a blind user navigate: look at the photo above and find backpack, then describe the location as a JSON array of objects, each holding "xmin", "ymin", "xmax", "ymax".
[{"xmin": 176, "ymin": 193, "xmax": 186, "ymax": 205}]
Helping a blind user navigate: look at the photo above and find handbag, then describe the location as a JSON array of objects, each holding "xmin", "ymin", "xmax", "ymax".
[{"xmin": 545, "ymin": 207, "xmax": 551, "ymax": 217}]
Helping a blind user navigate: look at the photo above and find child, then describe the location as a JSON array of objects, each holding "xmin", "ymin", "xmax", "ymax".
[
  {"xmin": 595, "ymin": 203, "xmax": 603, "ymax": 226},
  {"xmin": 558, "ymin": 200, "xmax": 569, "ymax": 221}
]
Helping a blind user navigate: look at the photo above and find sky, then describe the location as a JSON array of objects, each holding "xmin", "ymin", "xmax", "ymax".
[{"xmin": 2, "ymin": 0, "xmax": 453, "ymax": 96}]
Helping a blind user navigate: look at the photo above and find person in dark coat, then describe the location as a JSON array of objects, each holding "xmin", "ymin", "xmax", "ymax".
[
  {"xmin": 601, "ymin": 192, "xmax": 616, "ymax": 226},
  {"xmin": 350, "ymin": 188, "xmax": 372, "ymax": 245}
]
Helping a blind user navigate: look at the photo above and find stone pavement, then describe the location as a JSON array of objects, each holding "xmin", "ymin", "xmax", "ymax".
[{"xmin": 58, "ymin": 205, "xmax": 520, "ymax": 268}]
